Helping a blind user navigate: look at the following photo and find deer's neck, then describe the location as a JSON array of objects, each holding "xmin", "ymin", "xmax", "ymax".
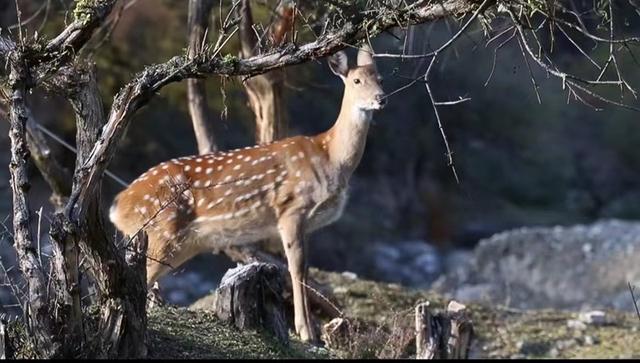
[{"xmin": 322, "ymin": 96, "xmax": 372, "ymax": 182}]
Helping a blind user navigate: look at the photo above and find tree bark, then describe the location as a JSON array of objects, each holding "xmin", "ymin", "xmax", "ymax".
[
  {"xmin": 0, "ymin": 107, "xmax": 71, "ymax": 210},
  {"xmin": 7, "ymin": 53, "xmax": 60, "ymax": 358},
  {"xmin": 187, "ymin": 0, "xmax": 217, "ymax": 154},
  {"xmin": 64, "ymin": 64, "xmax": 147, "ymax": 358},
  {"xmin": 0, "ymin": 319, "xmax": 5, "ymax": 359}
]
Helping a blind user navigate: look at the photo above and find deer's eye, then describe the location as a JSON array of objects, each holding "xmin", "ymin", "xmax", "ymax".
[{"xmin": 354, "ymin": 78, "xmax": 361, "ymax": 84}]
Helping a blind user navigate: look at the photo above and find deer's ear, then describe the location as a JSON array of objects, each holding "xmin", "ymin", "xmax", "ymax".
[
  {"xmin": 357, "ymin": 43, "xmax": 375, "ymax": 68},
  {"xmin": 328, "ymin": 51, "xmax": 349, "ymax": 81}
]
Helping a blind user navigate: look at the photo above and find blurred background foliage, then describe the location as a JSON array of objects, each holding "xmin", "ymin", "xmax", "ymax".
[{"xmin": 1, "ymin": 0, "xmax": 640, "ymax": 283}]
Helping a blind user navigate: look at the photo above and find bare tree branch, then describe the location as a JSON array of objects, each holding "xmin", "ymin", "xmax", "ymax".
[{"xmin": 0, "ymin": 106, "xmax": 72, "ymax": 210}]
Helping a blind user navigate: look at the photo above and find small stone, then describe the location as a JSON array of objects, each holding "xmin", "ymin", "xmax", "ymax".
[
  {"xmin": 341, "ymin": 271, "xmax": 358, "ymax": 280},
  {"xmin": 579, "ymin": 310, "xmax": 607, "ymax": 325},
  {"xmin": 333, "ymin": 286, "xmax": 348, "ymax": 294},
  {"xmin": 307, "ymin": 345, "xmax": 329, "ymax": 355},
  {"xmin": 567, "ymin": 319, "xmax": 587, "ymax": 330},
  {"xmin": 583, "ymin": 335, "xmax": 599, "ymax": 346}
]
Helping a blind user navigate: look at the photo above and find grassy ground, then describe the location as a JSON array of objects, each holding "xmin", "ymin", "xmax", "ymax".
[
  {"xmin": 150, "ymin": 269, "xmax": 640, "ymax": 359},
  {"xmin": 311, "ymin": 269, "xmax": 640, "ymax": 359},
  {"xmin": 6, "ymin": 269, "xmax": 640, "ymax": 358}
]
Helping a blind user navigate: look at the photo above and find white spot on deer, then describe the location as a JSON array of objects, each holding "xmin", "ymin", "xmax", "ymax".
[
  {"xmin": 197, "ymin": 198, "xmax": 205, "ymax": 207},
  {"xmin": 217, "ymin": 165, "xmax": 223, "ymax": 171},
  {"xmin": 195, "ymin": 166, "xmax": 202, "ymax": 173},
  {"xmin": 226, "ymin": 159, "xmax": 233, "ymax": 164},
  {"xmin": 224, "ymin": 189, "xmax": 233, "ymax": 196},
  {"xmin": 298, "ymin": 152, "xmax": 305, "ymax": 159},
  {"xmin": 204, "ymin": 180, "xmax": 212, "ymax": 187},
  {"xmin": 295, "ymin": 170, "xmax": 302, "ymax": 178},
  {"xmin": 233, "ymin": 164, "xmax": 241, "ymax": 171},
  {"xmin": 143, "ymin": 194, "xmax": 150, "ymax": 200},
  {"xmin": 206, "ymin": 167, "xmax": 213, "ymax": 174},
  {"xmin": 234, "ymin": 208, "xmax": 250, "ymax": 217},
  {"xmin": 250, "ymin": 200, "xmax": 262, "ymax": 209},
  {"xmin": 184, "ymin": 165, "xmax": 191, "ymax": 172},
  {"xmin": 243, "ymin": 156, "xmax": 251, "ymax": 162},
  {"xmin": 196, "ymin": 158, "xmax": 203, "ymax": 163},
  {"xmin": 291, "ymin": 155, "xmax": 299, "ymax": 162}
]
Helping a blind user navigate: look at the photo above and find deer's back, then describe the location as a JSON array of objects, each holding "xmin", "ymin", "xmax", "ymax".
[{"xmin": 109, "ymin": 134, "xmax": 346, "ymax": 255}]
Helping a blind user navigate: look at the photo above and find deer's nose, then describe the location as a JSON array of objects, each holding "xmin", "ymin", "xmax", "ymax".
[{"xmin": 376, "ymin": 94, "xmax": 387, "ymax": 107}]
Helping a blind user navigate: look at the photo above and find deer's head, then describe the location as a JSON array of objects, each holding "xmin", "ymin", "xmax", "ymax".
[{"xmin": 329, "ymin": 44, "xmax": 386, "ymax": 112}]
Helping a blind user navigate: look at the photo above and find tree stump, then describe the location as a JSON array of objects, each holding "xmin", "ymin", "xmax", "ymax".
[
  {"xmin": 214, "ymin": 262, "xmax": 289, "ymax": 345},
  {"xmin": 415, "ymin": 300, "xmax": 473, "ymax": 359}
]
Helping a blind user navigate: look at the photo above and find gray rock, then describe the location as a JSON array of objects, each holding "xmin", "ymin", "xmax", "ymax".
[{"xmin": 434, "ymin": 220, "xmax": 640, "ymax": 312}]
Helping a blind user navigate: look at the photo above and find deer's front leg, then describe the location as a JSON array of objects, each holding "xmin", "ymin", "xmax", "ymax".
[{"xmin": 277, "ymin": 214, "xmax": 318, "ymax": 343}]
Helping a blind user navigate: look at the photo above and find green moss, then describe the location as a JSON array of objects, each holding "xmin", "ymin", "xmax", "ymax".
[
  {"xmin": 73, "ymin": 0, "xmax": 100, "ymax": 24},
  {"xmin": 221, "ymin": 54, "xmax": 238, "ymax": 67},
  {"xmin": 4, "ymin": 319, "xmax": 37, "ymax": 359}
]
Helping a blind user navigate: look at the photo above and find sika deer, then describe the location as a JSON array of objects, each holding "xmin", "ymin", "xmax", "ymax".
[{"xmin": 109, "ymin": 45, "xmax": 386, "ymax": 342}]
